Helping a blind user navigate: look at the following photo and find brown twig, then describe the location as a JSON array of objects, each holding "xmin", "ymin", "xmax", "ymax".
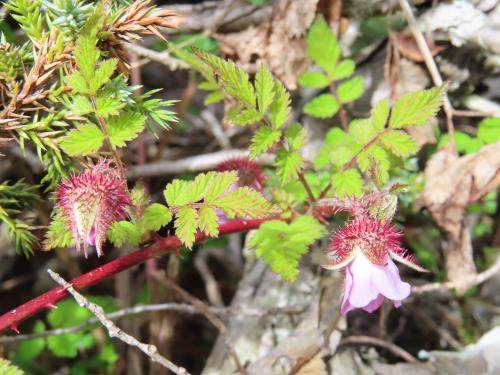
[
  {"xmin": 398, "ymin": 0, "xmax": 456, "ymax": 153},
  {"xmin": 153, "ymin": 272, "xmax": 246, "ymax": 375},
  {"xmin": 329, "ymin": 82, "xmax": 349, "ymax": 131},
  {"xmin": 48, "ymin": 270, "xmax": 190, "ymax": 375},
  {"xmin": 339, "ymin": 335, "xmax": 418, "ymax": 363}
]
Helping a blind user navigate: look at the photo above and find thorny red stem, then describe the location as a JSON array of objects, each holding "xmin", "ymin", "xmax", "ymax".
[{"xmin": 0, "ymin": 218, "xmax": 271, "ymax": 334}]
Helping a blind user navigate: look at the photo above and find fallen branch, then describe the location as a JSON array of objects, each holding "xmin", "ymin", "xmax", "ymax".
[
  {"xmin": 0, "ymin": 218, "xmax": 271, "ymax": 334},
  {"xmin": 0, "ymin": 302, "xmax": 306, "ymax": 344},
  {"xmin": 126, "ymin": 149, "xmax": 274, "ymax": 178},
  {"xmin": 48, "ymin": 270, "xmax": 190, "ymax": 375},
  {"xmin": 339, "ymin": 335, "xmax": 418, "ymax": 363},
  {"xmin": 413, "ymin": 257, "xmax": 500, "ymax": 295}
]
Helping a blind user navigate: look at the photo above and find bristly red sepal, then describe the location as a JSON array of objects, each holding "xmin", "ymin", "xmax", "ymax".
[
  {"xmin": 56, "ymin": 159, "xmax": 131, "ymax": 258},
  {"xmin": 216, "ymin": 157, "xmax": 267, "ymax": 192}
]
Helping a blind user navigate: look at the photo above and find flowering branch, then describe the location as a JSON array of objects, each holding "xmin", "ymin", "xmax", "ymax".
[{"xmin": 0, "ymin": 218, "xmax": 272, "ymax": 334}]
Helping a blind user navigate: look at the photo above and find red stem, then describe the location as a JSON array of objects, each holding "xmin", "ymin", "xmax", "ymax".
[{"xmin": 0, "ymin": 218, "xmax": 270, "ymax": 334}]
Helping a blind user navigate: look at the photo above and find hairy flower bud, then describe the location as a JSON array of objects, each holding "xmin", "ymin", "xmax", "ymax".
[
  {"xmin": 216, "ymin": 157, "xmax": 267, "ymax": 192},
  {"xmin": 324, "ymin": 216, "xmax": 426, "ymax": 315},
  {"xmin": 56, "ymin": 159, "xmax": 131, "ymax": 257}
]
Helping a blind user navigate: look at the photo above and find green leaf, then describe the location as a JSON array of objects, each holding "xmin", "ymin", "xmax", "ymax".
[
  {"xmin": 96, "ymin": 94, "xmax": 125, "ymax": 118},
  {"xmin": 107, "ymin": 221, "xmax": 141, "ymax": 247},
  {"xmin": 268, "ymin": 79, "xmax": 291, "ymax": 129},
  {"xmin": 194, "ymin": 48, "xmax": 256, "ymax": 109},
  {"xmin": 298, "ymin": 71, "xmax": 329, "ymax": 89},
  {"xmin": 204, "ymin": 171, "xmax": 238, "ymax": 203},
  {"xmin": 164, "ymin": 179, "xmax": 192, "ymax": 206},
  {"xmin": 255, "ymin": 64, "xmax": 274, "ymax": 113},
  {"xmin": 74, "ymin": 34, "xmax": 99, "ymax": 81},
  {"xmin": 307, "ymin": 15, "xmax": 340, "ymax": 76},
  {"xmin": 389, "ymin": 85, "xmax": 446, "ymax": 128},
  {"xmin": 349, "ymin": 119, "xmax": 376, "ymax": 145},
  {"xmin": 198, "ymin": 206, "xmax": 219, "ymax": 237},
  {"xmin": 477, "ymin": 117, "xmax": 500, "ymax": 144},
  {"xmin": 332, "ymin": 169, "xmax": 363, "ymax": 197},
  {"xmin": 143, "ymin": 203, "xmax": 172, "ymax": 231},
  {"xmin": 331, "ymin": 59, "xmax": 355, "ymax": 80},
  {"xmin": 371, "ymin": 98, "xmax": 390, "ymax": 132},
  {"xmin": 251, "ymin": 216, "xmax": 325, "ymax": 282},
  {"xmin": 285, "ymin": 123, "xmax": 307, "ymax": 151},
  {"xmin": 108, "ymin": 112, "xmax": 146, "ymax": 148},
  {"xmin": 0, "ymin": 358, "xmax": 24, "ymax": 375},
  {"xmin": 44, "ymin": 210, "xmax": 75, "ymax": 250},
  {"xmin": 379, "ymin": 130, "xmax": 418, "ymax": 157},
  {"xmin": 314, "ymin": 128, "xmax": 352, "ymax": 169},
  {"xmin": 213, "ymin": 187, "xmax": 277, "ymax": 219},
  {"xmin": 14, "ymin": 321, "xmax": 45, "ymax": 363},
  {"xmin": 337, "ymin": 76, "xmax": 364, "ymax": 103},
  {"xmin": 204, "ymin": 91, "xmax": 224, "ymax": 105},
  {"xmin": 303, "ymin": 94, "xmax": 339, "ymax": 118},
  {"xmin": 175, "ymin": 206, "xmax": 199, "ymax": 249},
  {"xmin": 276, "ymin": 148, "xmax": 303, "ymax": 184},
  {"xmin": 249, "ymin": 126, "xmax": 281, "ymax": 159},
  {"xmin": 70, "ymin": 95, "xmax": 93, "ymax": 115},
  {"xmin": 89, "ymin": 59, "xmax": 117, "ymax": 95},
  {"xmin": 226, "ymin": 106, "xmax": 263, "ymax": 126},
  {"xmin": 357, "ymin": 145, "xmax": 390, "ymax": 184},
  {"xmin": 66, "ymin": 71, "xmax": 90, "ymax": 95},
  {"xmin": 60, "ymin": 124, "xmax": 104, "ymax": 156}
]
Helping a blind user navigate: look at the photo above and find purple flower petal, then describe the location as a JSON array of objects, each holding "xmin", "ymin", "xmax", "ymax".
[
  {"xmin": 371, "ymin": 258, "xmax": 411, "ymax": 301},
  {"xmin": 363, "ymin": 294, "xmax": 385, "ymax": 313},
  {"xmin": 345, "ymin": 251, "xmax": 379, "ymax": 308}
]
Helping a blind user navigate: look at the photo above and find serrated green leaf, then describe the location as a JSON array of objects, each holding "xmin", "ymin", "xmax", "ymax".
[
  {"xmin": 298, "ymin": 71, "xmax": 329, "ymax": 89},
  {"xmin": 303, "ymin": 94, "xmax": 339, "ymax": 118},
  {"xmin": 276, "ymin": 148, "xmax": 303, "ymax": 184},
  {"xmin": 204, "ymin": 171, "xmax": 238, "ymax": 203},
  {"xmin": 255, "ymin": 64, "xmax": 274, "ymax": 113},
  {"xmin": 164, "ymin": 179, "xmax": 192, "ymax": 206},
  {"xmin": 338, "ymin": 76, "xmax": 364, "ymax": 103},
  {"xmin": 108, "ymin": 112, "xmax": 146, "ymax": 148},
  {"xmin": 213, "ymin": 187, "xmax": 276, "ymax": 218},
  {"xmin": 307, "ymin": 15, "xmax": 340, "ymax": 76},
  {"xmin": 349, "ymin": 118, "xmax": 376, "ymax": 145},
  {"xmin": 477, "ymin": 117, "xmax": 500, "ymax": 144},
  {"xmin": 332, "ymin": 168, "xmax": 363, "ymax": 197},
  {"xmin": 0, "ymin": 358, "xmax": 24, "ymax": 375},
  {"xmin": 74, "ymin": 34, "xmax": 99, "ymax": 81},
  {"xmin": 379, "ymin": 130, "xmax": 418, "ymax": 157},
  {"xmin": 96, "ymin": 94, "xmax": 124, "ymax": 118},
  {"xmin": 251, "ymin": 215, "xmax": 325, "ymax": 282},
  {"xmin": 249, "ymin": 126, "xmax": 281, "ymax": 159},
  {"xmin": 314, "ymin": 128, "xmax": 352, "ymax": 169},
  {"xmin": 199, "ymin": 206, "xmax": 219, "ymax": 237},
  {"xmin": 389, "ymin": 85, "xmax": 446, "ymax": 128},
  {"xmin": 194, "ymin": 48, "xmax": 256, "ymax": 109},
  {"xmin": 66, "ymin": 71, "xmax": 90, "ymax": 95},
  {"xmin": 60, "ymin": 124, "xmax": 104, "ymax": 156},
  {"xmin": 331, "ymin": 59, "xmax": 355, "ymax": 80},
  {"xmin": 285, "ymin": 123, "xmax": 307, "ymax": 151},
  {"xmin": 70, "ymin": 95, "xmax": 93, "ymax": 115},
  {"xmin": 175, "ymin": 206, "xmax": 199, "ymax": 248},
  {"xmin": 143, "ymin": 203, "xmax": 172, "ymax": 231},
  {"xmin": 199, "ymin": 80, "xmax": 219, "ymax": 91},
  {"xmin": 14, "ymin": 320, "xmax": 45, "ymax": 363},
  {"xmin": 89, "ymin": 59, "xmax": 117, "ymax": 95},
  {"xmin": 204, "ymin": 91, "xmax": 224, "ymax": 105},
  {"xmin": 357, "ymin": 145, "xmax": 390, "ymax": 184},
  {"xmin": 371, "ymin": 98, "xmax": 390, "ymax": 132},
  {"xmin": 43, "ymin": 210, "xmax": 75, "ymax": 250},
  {"xmin": 268, "ymin": 79, "xmax": 291, "ymax": 129},
  {"xmin": 227, "ymin": 107, "xmax": 263, "ymax": 126},
  {"xmin": 107, "ymin": 221, "xmax": 141, "ymax": 247}
]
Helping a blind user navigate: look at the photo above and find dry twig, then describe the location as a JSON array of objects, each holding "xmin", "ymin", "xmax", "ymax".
[
  {"xmin": 339, "ymin": 335, "xmax": 418, "ymax": 363},
  {"xmin": 48, "ymin": 269, "xmax": 190, "ymax": 375}
]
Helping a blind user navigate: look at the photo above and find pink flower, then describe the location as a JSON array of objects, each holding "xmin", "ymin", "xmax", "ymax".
[
  {"xmin": 56, "ymin": 159, "xmax": 131, "ymax": 257},
  {"xmin": 324, "ymin": 217, "xmax": 425, "ymax": 314}
]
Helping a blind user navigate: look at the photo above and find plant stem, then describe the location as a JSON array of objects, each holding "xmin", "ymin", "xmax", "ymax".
[
  {"xmin": 90, "ymin": 96, "xmax": 126, "ymax": 179},
  {"xmin": 329, "ymin": 82, "xmax": 349, "ymax": 131},
  {"xmin": 298, "ymin": 172, "xmax": 316, "ymax": 203},
  {"xmin": 0, "ymin": 218, "xmax": 272, "ymax": 334},
  {"xmin": 318, "ymin": 130, "xmax": 388, "ymax": 199}
]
